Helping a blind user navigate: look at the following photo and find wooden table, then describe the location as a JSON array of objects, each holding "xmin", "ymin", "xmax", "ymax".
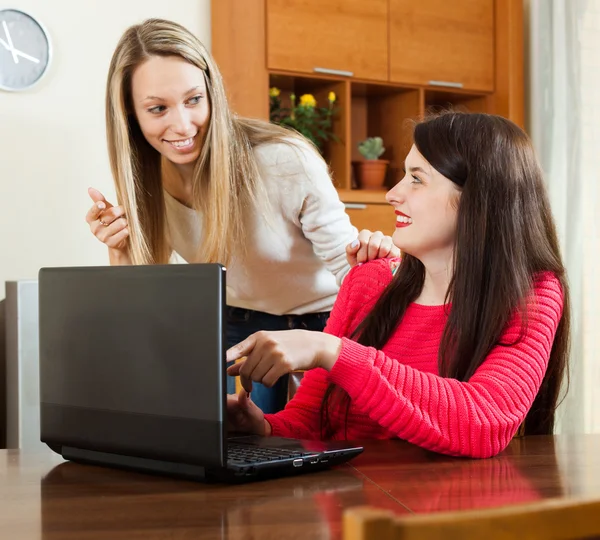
[{"xmin": 2, "ymin": 435, "xmax": 600, "ymax": 539}]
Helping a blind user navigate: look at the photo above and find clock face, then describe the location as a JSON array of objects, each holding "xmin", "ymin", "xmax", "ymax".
[{"xmin": 0, "ymin": 9, "xmax": 51, "ymax": 91}]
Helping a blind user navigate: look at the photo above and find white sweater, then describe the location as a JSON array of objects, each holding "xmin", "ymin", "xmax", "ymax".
[{"xmin": 164, "ymin": 140, "xmax": 358, "ymax": 315}]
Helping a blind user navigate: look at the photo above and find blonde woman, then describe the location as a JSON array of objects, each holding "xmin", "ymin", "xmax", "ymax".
[{"xmin": 85, "ymin": 18, "xmax": 397, "ymax": 413}]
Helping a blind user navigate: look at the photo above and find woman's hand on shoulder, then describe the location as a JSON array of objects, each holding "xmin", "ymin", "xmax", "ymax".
[
  {"xmin": 346, "ymin": 229, "xmax": 400, "ymax": 267},
  {"xmin": 85, "ymin": 187, "xmax": 132, "ymax": 265}
]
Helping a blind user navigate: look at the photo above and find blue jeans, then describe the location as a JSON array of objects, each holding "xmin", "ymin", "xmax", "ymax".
[{"xmin": 226, "ymin": 307, "xmax": 330, "ymax": 414}]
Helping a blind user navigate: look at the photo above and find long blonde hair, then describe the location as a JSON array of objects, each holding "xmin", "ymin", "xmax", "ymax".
[{"xmin": 106, "ymin": 18, "xmax": 310, "ymax": 264}]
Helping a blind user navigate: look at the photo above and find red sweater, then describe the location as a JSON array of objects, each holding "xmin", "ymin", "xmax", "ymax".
[{"xmin": 265, "ymin": 259, "xmax": 564, "ymax": 458}]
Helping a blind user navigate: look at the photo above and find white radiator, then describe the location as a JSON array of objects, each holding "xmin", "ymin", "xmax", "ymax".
[{"xmin": 5, "ymin": 280, "xmax": 45, "ymax": 450}]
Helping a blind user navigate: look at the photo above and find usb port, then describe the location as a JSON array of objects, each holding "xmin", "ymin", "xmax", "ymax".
[{"xmin": 293, "ymin": 459, "xmax": 303, "ymax": 467}]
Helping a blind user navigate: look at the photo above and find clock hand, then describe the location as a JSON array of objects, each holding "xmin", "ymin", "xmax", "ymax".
[
  {"xmin": 2, "ymin": 20, "xmax": 19, "ymax": 64},
  {"xmin": 1, "ymin": 20, "xmax": 41, "ymax": 64},
  {"xmin": 13, "ymin": 48, "xmax": 39, "ymax": 63}
]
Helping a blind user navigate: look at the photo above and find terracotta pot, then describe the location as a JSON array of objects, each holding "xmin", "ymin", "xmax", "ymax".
[{"xmin": 353, "ymin": 160, "xmax": 389, "ymax": 190}]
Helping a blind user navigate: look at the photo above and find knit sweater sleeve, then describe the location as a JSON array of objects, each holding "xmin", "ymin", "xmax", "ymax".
[
  {"xmin": 274, "ymin": 140, "xmax": 358, "ymax": 286},
  {"xmin": 264, "ymin": 261, "xmax": 361, "ymax": 439},
  {"xmin": 328, "ymin": 274, "xmax": 564, "ymax": 458}
]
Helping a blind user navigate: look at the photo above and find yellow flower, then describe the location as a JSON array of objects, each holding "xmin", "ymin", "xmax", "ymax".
[
  {"xmin": 299, "ymin": 94, "xmax": 317, "ymax": 108},
  {"xmin": 269, "ymin": 87, "xmax": 281, "ymax": 98},
  {"xmin": 328, "ymin": 91, "xmax": 336, "ymax": 103}
]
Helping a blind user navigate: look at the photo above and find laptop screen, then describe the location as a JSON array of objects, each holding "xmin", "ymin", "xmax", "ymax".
[{"xmin": 38, "ymin": 264, "xmax": 227, "ymax": 467}]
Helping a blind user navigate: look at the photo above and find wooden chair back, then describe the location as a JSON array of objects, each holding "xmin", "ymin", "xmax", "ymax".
[{"xmin": 343, "ymin": 498, "xmax": 600, "ymax": 540}]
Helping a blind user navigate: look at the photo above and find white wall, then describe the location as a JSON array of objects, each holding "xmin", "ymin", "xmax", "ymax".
[{"xmin": 0, "ymin": 0, "xmax": 211, "ymax": 296}]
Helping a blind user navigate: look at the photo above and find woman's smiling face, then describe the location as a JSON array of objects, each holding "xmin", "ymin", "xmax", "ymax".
[
  {"xmin": 131, "ymin": 55, "xmax": 210, "ymax": 167},
  {"xmin": 386, "ymin": 145, "xmax": 461, "ymax": 263}
]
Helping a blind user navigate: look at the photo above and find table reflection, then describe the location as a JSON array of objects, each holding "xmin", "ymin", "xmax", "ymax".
[{"xmin": 40, "ymin": 462, "xmax": 373, "ymax": 540}]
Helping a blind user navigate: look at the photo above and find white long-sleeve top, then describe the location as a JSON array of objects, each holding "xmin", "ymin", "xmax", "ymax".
[{"xmin": 164, "ymin": 140, "xmax": 358, "ymax": 315}]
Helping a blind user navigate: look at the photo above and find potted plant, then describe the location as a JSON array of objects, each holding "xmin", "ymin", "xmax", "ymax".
[
  {"xmin": 269, "ymin": 87, "xmax": 337, "ymax": 154},
  {"xmin": 353, "ymin": 137, "xmax": 389, "ymax": 190}
]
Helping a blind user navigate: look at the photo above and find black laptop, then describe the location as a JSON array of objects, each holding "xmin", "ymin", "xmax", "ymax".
[{"xmin": 38, "ymin": 263, "xmax": 363, "ymax": 482}]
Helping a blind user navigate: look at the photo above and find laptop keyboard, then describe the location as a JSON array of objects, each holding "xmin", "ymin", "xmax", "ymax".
[{"xmin": 227, "ymin": 443, "xmax": 313, "ymax": 465}]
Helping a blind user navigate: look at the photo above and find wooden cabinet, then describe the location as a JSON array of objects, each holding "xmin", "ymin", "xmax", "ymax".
[
  {"xmin": 211, "ymin": 0, "xmax": 269, "ymax": 118},
  {"xmin": 389, "ymin": 0, "xmax": 495, "ymax": 92},
  {"xmin": 266, "ymin": 0, "xmax": 388, "ymax": 82},
  {"xmin": 213, "ymin": 0, "xmax": 523, "ymax": 229},
  {"xmin": 345, "ymin": 203, "xmax": 396, "ymax": 234}
]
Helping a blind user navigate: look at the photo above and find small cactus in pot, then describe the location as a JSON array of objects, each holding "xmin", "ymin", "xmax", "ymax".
[
  {"xmin": 358, "ymin": 137, "xmax": 385, "ymax": 160},
  {"xmin": 353, "ymin": 137, "xmax": 389, "ymax": 190}
]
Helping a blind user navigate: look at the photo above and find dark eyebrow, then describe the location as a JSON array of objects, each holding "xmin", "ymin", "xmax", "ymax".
[
  {"xmin": 143, "ymin": 86, "xmax": 201, "ymax": 102},
  {"xmin": 404, "ymin": 165, "xmax": 429, "ymax": 176}
]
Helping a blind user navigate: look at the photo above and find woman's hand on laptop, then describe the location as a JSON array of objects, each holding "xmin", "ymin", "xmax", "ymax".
[
  {"xmin": 86, "ymin": 187, "xmax": 132, "ymax": 265},
  {"xmin": 226, "ymin": 330, "xmax": 343, "ymax": 393},
  {"xmin": 226, "ymin": 389, "xmax": 271, "ymax": 436},
  {"xmin": 346, "ymin": 229, "xmax": 400, "ymax": 267}
]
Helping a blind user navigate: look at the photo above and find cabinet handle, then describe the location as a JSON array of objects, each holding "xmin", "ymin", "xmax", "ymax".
[
  {"xmin": 344, "ymin": 203, "xmax": 367, "ymax": 210},
  {"xmin": 428, "ymin": 80, "xmax": 464, "ymax": 89},
  {"xmin": 314, "ymin": 67, "xmax": 354, "ymax": 77}
]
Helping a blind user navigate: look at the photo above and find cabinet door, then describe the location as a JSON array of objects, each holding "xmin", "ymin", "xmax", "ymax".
[
  {"xmin": 344, "ymin": 203, "xmax": 396, "ymax": 235},
  {"xmin": 267, "ymin": 0, "xmax": 388, "ymax": 82},
  {"xmin": 389, "ymin": 0, "xmax": 494, "ymax": 92}
]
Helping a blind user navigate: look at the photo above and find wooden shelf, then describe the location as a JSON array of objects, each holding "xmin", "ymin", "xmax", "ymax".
[
  {"xmin": 269, "ymin": 73, "xmax": 351, "ymax": 189},
  {"xmin": 350, "ymin": 85, "xmax": 420, "ymax": 190},
  {"xmin": 213, "ymin": 0, "xmax": 525, "ymax": 233},
  {"xmin": 425, "ymin": 89, "xmax": 489, "ymax": 115},
  {"xmin": 338, "ymin": 189, "xmax": 388, "ymax": 204}
]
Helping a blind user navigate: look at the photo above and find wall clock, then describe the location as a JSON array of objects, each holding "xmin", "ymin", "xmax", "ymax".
[{"xmin": 0, "ymin": 8, "xmax": 51, "ymax": 91}]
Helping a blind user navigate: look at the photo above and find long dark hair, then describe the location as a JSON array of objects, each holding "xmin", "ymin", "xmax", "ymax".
[{"xmin": 321, "ymin": 112, "xmax": 570, "ymax": 438}]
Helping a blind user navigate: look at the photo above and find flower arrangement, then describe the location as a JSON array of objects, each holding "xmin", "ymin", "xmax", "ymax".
[{"xmin": 269, "ymin": 87, "xmax": 337, "ymax": 152}]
